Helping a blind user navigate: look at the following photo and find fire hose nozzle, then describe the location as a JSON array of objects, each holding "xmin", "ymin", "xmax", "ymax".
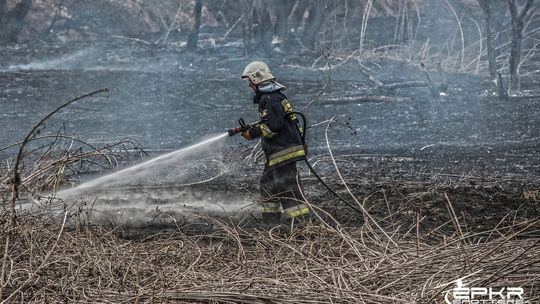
[
  {"xmin": 228, "ymin": 118, "xmax": 259, "ymax": 136},
  {"xmin": 228, "ymin": 127, "xmax": 242, "ymax": 136}
]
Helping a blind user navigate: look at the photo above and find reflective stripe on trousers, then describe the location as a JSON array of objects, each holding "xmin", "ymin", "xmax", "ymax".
[
  {"xmin": 261, "ymin": 202, "xmax": 281, "ymax": 214},
  {"xmin": 259, "ymin": 162, "xmax": 309, "ymax": 218},
  {"xmin": 283, "ymin": 204, "xmax": 310, "ymax": 219}
]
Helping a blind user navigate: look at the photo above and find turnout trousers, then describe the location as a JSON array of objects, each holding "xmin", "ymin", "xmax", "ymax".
[{"xmin": 259, "ymin": 162, "xmax": 309, "ymax": 222}]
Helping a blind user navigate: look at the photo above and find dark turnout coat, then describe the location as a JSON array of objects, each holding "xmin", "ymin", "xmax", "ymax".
[{"xmin": 249, "ymin": 83, "xmax": 306, "ymax": 168}]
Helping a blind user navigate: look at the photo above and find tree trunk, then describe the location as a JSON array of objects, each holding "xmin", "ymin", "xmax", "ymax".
[
  {"xmin": 479, "ymin": 0, "xmax": 497, "ymax": 80},
  {"xmin": 303, "ymin": 0, "xmax": 327, "ymax": 51},
  {"xmin": 273, "ymin": 0, "xmax": 290, "ymax": 43},
  {"xmin": 506, "ymin": 0, "xmax": 534, "ymax": 92},
  {"xmin": 1, "ymin": 0, "xmax": 32, "ymax": 43},
  {"xmin": 509, "ymin": 19, "xmax": 523, "ymax": 91},
  {"xmin": 0, "ymin": 0, "xmax": 6, "ymax": 16},
  {"xmin": 273, "ymin": 0, "xmax": 298, "ymax": 50},
  {"xmin": 291, "ymin": 0, "xmax": 309, "ymax": 22},
  {"xmin": 497, "ymin": 72, "xmax": 509, "ymax": 100},
  {"xmin": 187, "ymin": 0, "xmax": 203, "ymax": 51},
  {"xmin": 485, "ymin": 7, "xmax": 497, "ymax": 81},
  {"xmin": 251, "ymin": 0, "xmax": 272, "ymax": 54}
]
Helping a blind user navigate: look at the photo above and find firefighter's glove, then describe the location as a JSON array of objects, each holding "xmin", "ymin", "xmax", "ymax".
[
  {"xmin": 241, "ymin": 128, "xmax": 253, "ymax": 140},
  {"xmin": 240, "ymin": 124, "xmax": 251, "ymax": 133}
]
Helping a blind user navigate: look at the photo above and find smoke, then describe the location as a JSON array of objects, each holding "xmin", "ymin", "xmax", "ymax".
[
  {"xmin": 7, "ymin": 48, "xmax": 94, "ymax": 71},
  {"xmin": 65, "ymin": 187, "xmax": 256, "ymax": 228}
]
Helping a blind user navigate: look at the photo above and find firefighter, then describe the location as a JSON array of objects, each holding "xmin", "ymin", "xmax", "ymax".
[{"xmin": 240, "ymin": 61, "xmax": 310, "ymax": 225}]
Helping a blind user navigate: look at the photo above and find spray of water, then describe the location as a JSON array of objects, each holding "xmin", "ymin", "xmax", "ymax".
[
  {"xmin": 43, "ymin": 132, "xmax": 257, "ymax": 227},
  {"xmin": 58, "ymin": 132, "xmax": 230, "ymax": 198}
]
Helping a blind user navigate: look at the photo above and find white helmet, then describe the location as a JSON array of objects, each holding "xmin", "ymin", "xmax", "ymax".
[{"xmin": 241, "ymin": 61, "xmax": 275, "ymax": 85}]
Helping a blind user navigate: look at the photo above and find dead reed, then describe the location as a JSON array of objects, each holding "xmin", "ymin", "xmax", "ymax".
[{"xmin": 0, "ymin": 210, "xmax": 538, "ymax": 303}]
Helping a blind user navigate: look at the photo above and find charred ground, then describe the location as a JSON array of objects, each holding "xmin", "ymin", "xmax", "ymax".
[
  {"xmin": 1, "ymin": 42, "xmax": 539, "ymax": 232},
  {"xmin": 1, "ymin": 41, "xmax": 539, "ymax": 303}
]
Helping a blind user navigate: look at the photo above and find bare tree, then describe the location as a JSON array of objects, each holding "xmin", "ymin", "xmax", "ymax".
[
  {"xmin": 478, "ymin": 0, "xmax": 498, "ymax": 80},
  {"xmin": 303, "ymin": 0, "xmax": 328, "ymax": 51},
  {"xmin": 0, "ymin": 0, "xmax": 6, "ymax": 14},
  {"xmin": 187, "ymin": 0, "xmax": 203, "ymax": 50},
  {"xmin": 272, "ymin": 0, "xmax": 296, "ymax": 49},
  {"xmin": 231, "ymin": 0, "xmax": 267, "ymax": 54},
  {"xmin": 506, "ymin": 0, "xmax": 535, "ymax": 91},
  {"xmin": 0, "ymin": 0, "xmax": 33, "ymax": 43}
]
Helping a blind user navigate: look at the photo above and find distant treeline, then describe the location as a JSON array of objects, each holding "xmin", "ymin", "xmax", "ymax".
[
  {"xmin": 0, "ymin": 0, "xmax": 490, "ymax": 48},
  {"xmin": 1, "ymin": 0, "xmax": 538, "ymax": 90}
]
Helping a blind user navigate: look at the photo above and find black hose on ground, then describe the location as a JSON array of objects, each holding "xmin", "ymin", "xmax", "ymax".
[{"xmin": 287, "ymin": 111, "xmax": 364, "ymax": 215}]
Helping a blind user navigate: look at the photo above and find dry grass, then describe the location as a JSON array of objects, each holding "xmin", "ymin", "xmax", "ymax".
[
  {"xmin": 1, "ymin": 140, "xmax": 539, "ymax": 303},
  {"xmin": 2, "ymin": 134, "xmax": 539, "ymax": 303},
  {"xmin": 0, "ymin": 210, "xmax": 538, "ymax": 303},
  {"xmin": 0, "ymin": 137, "xmax": 144, "ymax": 198}
]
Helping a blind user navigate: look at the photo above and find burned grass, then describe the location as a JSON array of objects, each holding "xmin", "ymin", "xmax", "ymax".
[{"xmin": 0, "ymin": 208, "xmax": 538, "ymax": 303}]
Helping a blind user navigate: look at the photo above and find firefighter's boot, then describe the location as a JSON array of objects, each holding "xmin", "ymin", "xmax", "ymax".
[{"xmin": 262, "ymin": 212, "xmax": 282, "ymax": 226}]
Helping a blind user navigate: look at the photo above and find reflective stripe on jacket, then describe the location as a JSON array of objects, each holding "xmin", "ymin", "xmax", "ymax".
[
  {"xmin": 267, "ymin": 144, "xmax": 305, "ymax": 167},
  {"xmin": 250, "ymin": 86, "xmax": 306, "ymax": 168}
]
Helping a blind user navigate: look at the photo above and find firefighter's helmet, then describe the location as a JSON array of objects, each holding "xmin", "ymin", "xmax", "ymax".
[{"xmin": 241, "ymin": 61, "xmax": 275, "ymax": 85}]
